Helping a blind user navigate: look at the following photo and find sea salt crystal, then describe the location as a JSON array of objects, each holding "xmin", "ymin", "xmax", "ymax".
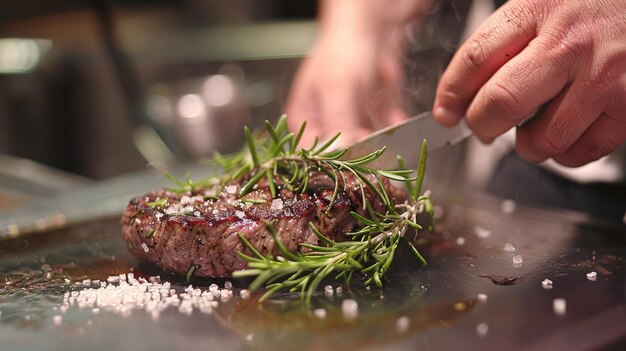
[
  {"xmin": 477, "ymin": 293, "xmax": 488, "ymax": 303},
  {"xmin": 474, "ymin": 226, "xmax": 491, "ymax": 239},
  {"xmin": 209, "ymin": 284, "xmax": 219, "ymax": 292},
  {"xmin": 270, "ymin": 199, "xmax": 284, "ymax": 211},
  {"xmin": 235, "ymin": 211, "xmax": 245, "ymax": 219},
  {"xmin": 220, "ymin": 289, "xmax": 233, "ymax": 302},
  {"xmin": 224, "ymin": 281, "xmax": 233, "ymax": 290},
  {"xmin": 180, "ymin": 195, "xmax": 192, "ymax": 205},
  {"xmin": 82, "ymin": 279, "xmax": 91, "ymax": 286},
  {"xmin": 586, "ymin": 271, "xmax": 597, "ymax": 281},
  {"xmin": 396, "ymin": 316, "xmax": 410, "ymax": 333},
  {"xmin": 503, "ymin": 243, "xmax": 516, "ymax": 253},
  {"xmin": 141, "ymin": 243, "xmax": 150, "ymax": 253},
  {"xmin": 476, "ymin": 323, "xmax": 489, "ymax": 337},
  {"xmin": 212, "ymin": 209, "xmax": 219, "ymax": 215},
  {"xmin": 64, "ymin": 278, "xmax": 71, "ymax": 284},
  {"xmin": 165, "ymin": 203, "xmax": 183, "ymax": 214},
  {"xmin": 501, "ymin": 199, "xmax": 516, "ymax": 214},
  {"xmin": 239, "ymin": 289, "xmax": 250, "ymax": 300},
  {"xmin": 324, "ymin": 285, "xmax": 334, "ymax": 298},
  {"xmin": 456, "ymin": 237, "xmax": 466, "ymax": 246},
  {"xmin": 53, "ymin": 315, "xmax": 62, "ymax": 325},
  {"xmin": 335, "ymin": 286, "xmax": 343, "ymax": 296},
  {"xmin": 226, "ymin": 185, "xmax": 237, "ymax": 195},
  {"xmin": 92, "ymin": 308, "xmax": 100, "ymax": 314},
  {"xmin": 542, "ymin": 279, "xmax": 553, "ymax": 289},
  {"xmin": 313, "ymin": 308, "xmax": 327, "ymax": 319},
  {"xmin": 193, "ymin": 211, "xmax": 201, "ymax": 217},
  {"xmin": 512, "ymin": 255, "xmax": 523, "ymax": 265},
  {"xmin": 342, "ymin": 299, "xmax": 358, "ymax": 321},
  {"xmin": 553, "ymin": 298, "xmax": 567, "ymax": 316}
]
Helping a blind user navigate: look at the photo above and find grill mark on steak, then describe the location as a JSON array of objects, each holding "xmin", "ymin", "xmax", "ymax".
[{"xmin": 121, "ymin": 172, "xmax": 404, "ymax": 278}]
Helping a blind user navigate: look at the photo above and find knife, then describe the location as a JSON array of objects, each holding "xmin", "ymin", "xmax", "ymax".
[{"xmin": 343, "ymin": 111, "xmax": 472, "ymax": 169}]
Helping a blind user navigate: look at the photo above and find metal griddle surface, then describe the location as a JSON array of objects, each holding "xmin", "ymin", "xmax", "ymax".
[{"xmin": 0, "ymin": 193, "xmax": 625, "ymax": 351}]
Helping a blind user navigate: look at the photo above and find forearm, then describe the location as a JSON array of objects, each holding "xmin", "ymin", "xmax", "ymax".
[{"xmin": 318, "ymin": 0, "xmax": 428, "ymax": 41}]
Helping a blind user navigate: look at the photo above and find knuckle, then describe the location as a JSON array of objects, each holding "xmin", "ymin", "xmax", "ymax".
[
  {"xmin": 483, "ymin": 79, "xmax": 523, "ymax": 119},
  {"xmin": 461, "ymin": 38, "xmax": 488, "ymax": 72},
  {"xmin": 539, "ymin": 16, "xmax": 595, "ymax": 69},
  {"xmin": 545, "ymin": 104, "xmax": 588, "ymax": 148},
  {"xmin": 584, "ymin": 52, "xmax": 626, "ymax": 104},
  {"xmin": 558, "ymin": 131, "xmax": 623, "ymax": 167},
  {"xmin": 500, "ymin": 2, "xmax": 539, "ymax": 36},
  {"xmin": 533, "ymin": 134, "xmax": 567, "ymax": 156}
]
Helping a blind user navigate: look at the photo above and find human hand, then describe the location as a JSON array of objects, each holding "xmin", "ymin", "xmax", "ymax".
[
  {"xmin": 286, "ymin": 0, "xmax": 430, "ymax": 147},
  {"xmin": 434, "ymin": 0, "xmax": 626, "ymax": 167}
]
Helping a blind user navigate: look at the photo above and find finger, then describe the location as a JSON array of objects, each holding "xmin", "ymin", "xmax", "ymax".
[
  {"xmin": 551, "ymin": 112, "xmax": 626, "ymax": 167},
  {"xmin": 465, "ymin": 35, "xmax": 572, "ymax": 143},
  {"xmin": 388, "ymin": 107, "xmax": 407, "ymax": 125},
  {"xmin": 433, "ymin": 0, "xmax": 538, "ymax": 126},
  {"xmin": 286, "ymin": 75, "xmax": 321, "ymax": 148},
  {"xmin": 319, "ymin": 83, "xmax": 365, "ymax": 145},
  {"xmin": 363, "ymin": 84, "xmax": 404, "ymax": 130},
  {"xmin": 515, "ymin": 81, "xmax": 603, "ymax": 163}
]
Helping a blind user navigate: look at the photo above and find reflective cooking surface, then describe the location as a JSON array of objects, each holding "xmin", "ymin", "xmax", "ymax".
[{"xmin": 1, "ymin": 194, "xmax": 625, "ymax": 351}]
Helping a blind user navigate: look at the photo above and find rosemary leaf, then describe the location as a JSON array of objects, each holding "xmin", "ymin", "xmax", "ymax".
[
  {"xmin": 244, "ymin": 126, "xmax": 259, "ymax": 168},
  {"xmin": 413, "ymin": 139, "xmax": 428, "ymax": 200}
]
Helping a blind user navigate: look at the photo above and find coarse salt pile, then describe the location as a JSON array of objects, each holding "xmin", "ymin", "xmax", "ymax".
[
  {"xmin": 553, "ymin": 298, "xmax": 567, "ymax": 316},
  {"xmin": 473, "ymin": 226, "xmax": 491, "ymax": 239},
  {"xmin": 313, "ymin": 308, "xmax": 327, "ymax": 319},
  {"xmin": 542, "ymin": 279, "xmax": 553, "ymax": 289},
  {"xmin": 341, "ymin": 299, "xmax": 358, "ymax": 321},
  {"xmin": 477, "ymin": 293, "xmax": 488, "ymax": 303},
  {"xmin": 270, "ymin": 199, "xmax": 284, "ymax": 211},
  {"xmin": 55, "ymin": 273, "xmax": 237, "ymax": 322},
  {"xmin": 323, "ymin": 285, "xmax": 334, "ymax": 298},
  {"xmin": 503, "ymin": 243, "xmax": 516, "ymax": 253},
  {"xmin": 586, "ymin": 271, "xmax": 597, "ymax": 281},
  {"xmin": 396, "ymin": 316, "xmax": 410, "ymax": 333},
  {"xmin": 476, "ymin": 322, "xmax": 489, "ymax": 337}
]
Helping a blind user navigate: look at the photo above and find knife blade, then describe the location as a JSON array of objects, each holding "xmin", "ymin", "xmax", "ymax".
[{"xmin": 343, "ymin": 111, "xmax": 472, "ymax": 170}]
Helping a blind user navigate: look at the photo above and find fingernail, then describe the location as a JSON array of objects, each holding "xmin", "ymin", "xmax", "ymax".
[{"xmin": 434, "ymin": 106, "xmax": 461, "ymax": 127}]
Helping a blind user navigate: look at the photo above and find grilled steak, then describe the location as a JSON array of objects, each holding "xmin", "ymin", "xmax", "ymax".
[{"xmin": 121, "ymin": 172, "xmax": 404, "ymax": 278}]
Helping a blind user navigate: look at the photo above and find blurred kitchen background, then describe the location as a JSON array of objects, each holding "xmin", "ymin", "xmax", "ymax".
[{"xmin": 0, "ymin": 0, "xmax": 474, "ymax": 181}]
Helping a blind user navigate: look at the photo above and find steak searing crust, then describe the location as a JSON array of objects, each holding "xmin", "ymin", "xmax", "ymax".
[{"xmin": 121, "ymin": 172, "xmax": 404, "ymax": 278}]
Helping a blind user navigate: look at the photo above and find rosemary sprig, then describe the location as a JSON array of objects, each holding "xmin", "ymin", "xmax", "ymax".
[{"xmin": 163, "ymin": 116, "xmax": 434, "ymax": 302}]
